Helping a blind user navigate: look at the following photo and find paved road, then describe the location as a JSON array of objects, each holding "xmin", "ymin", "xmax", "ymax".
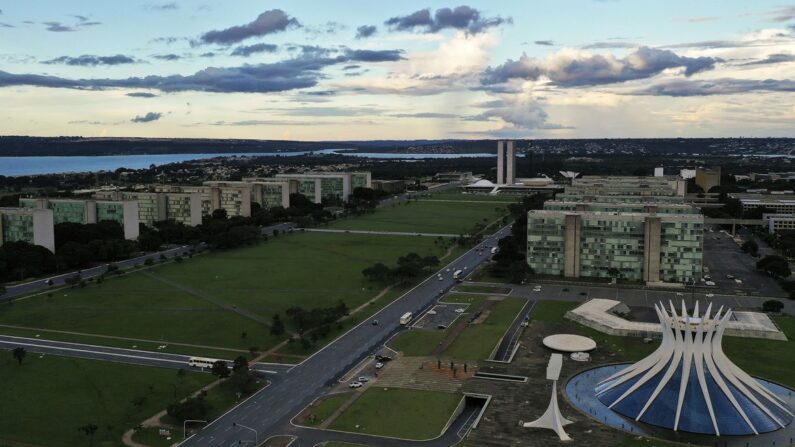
[
  {"xmin": 492, "ymin": 300, "xmax": 535, "ymax": 362},
  {"xmin": 0, "ymin": 222, "xmax": 296, "ymax": 302},
  {"xmin": 180, "ymin": 224, "xmax": 513, "ymax": 446},
  {"xmin": 0, "ymin": 334, "xmax": 293, "ymax": 375}
]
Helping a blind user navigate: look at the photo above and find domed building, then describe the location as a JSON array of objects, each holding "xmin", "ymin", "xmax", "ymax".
[{"xmin": 595, "ymin": 302, "xmax": 793, "ymax": 436}]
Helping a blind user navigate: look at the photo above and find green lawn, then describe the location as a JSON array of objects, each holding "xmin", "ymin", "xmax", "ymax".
[
  {"xmin": 329, "ymin": 388, "xmax": 462, "ymax": 440},
  {"xmin": 327, "ymin": 200, "xmax": 507, "ymax": 234},
  {"xmin": 299, "ymin": 392, "xmax": 355, "ymax": 426},
  {"xmin": 0, "ymin": 354, "xmax": 213, "ymax": 447},
  {"xmin": 390, "ymin": 329, "xmax": 447, "ymax": 357},
  {"xmin": 445, "ymin": 298, "xmax": 526, "ymax": 360},
  {"xmin": 0, "ymin": 232, "xmax": 457, "ymax": 355},
  {"xmin": 418, "ymin": 190, "xmax": 519, "ymax": 203}
]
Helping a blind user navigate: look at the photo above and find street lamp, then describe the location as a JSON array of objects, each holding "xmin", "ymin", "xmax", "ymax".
[
  {"xmin": 183, "ymin": 420, "xmax": 207, "ymax": 439},
  {"xmin": 232, "ymin": 422, "xmax": 258, "ymax": 444}
]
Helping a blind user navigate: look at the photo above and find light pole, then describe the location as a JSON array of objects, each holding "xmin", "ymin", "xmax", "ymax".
[
  {"xmin": 183, "ymin": 420, "xmax": 207, "ymax": 439},
  {"xmin": 233, "ymin": 422, "xmax": 258, "ymax": 445}
]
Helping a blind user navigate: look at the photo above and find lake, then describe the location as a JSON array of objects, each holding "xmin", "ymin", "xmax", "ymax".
[{"xmin": 0, "ymin": 150, "xmax": 498, "ymax": 176}]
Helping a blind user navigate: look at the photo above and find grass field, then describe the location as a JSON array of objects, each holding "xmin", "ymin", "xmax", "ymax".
[
  {"xmin": 327, "ymin": 199, "xmax": 507, "ymax": 234},
  {"xmin": 445, "ymin": 298, "xmax": 525, "ymax": 360},
  {"xmin": 0, "ymin": 354, "xmax": 213, "ymax": 447},
  {"xmin": 0, "ymin": 232, "xmax": 458, "ymax": 355},
  {"xmin": 300, "ymin": 392, "xmax": 355, "ymax": 426},
  {"xmin": 389, "ymin": 328, "xmax": 448, "ymax": 357},
  {"xmin": 329, "ymin": 388, "xmax": 462, "ymax": 439},
  {"xmin": 418, "ymin": 190, "xmax": 519, "ymax": 203}
]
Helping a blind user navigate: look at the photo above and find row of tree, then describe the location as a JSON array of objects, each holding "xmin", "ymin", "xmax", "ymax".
[{"xmin": 362, "ymin": 252, "xmax": 441, "ymax": 283}]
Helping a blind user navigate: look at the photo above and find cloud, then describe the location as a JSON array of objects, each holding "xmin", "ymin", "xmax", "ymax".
[
  {"xmin": 152, "ymin": 53, "xmax": 181, "ymax": 61},
  {"xmin": 199, "ymin": 9, "xmax": 299, "ymax": 45},
  {"xmin": 42, "ymin": 54, "xmax": 137, "ymax": 66},
  {"xmin": 385, "ymin": 5, "xmax": 510, "ymax": 34},
  {"xmin": 389, "ymin": 112, "xmax": 458, "ymax": 118},
  {"xmin": 740, "ymin": 53, "xmax": 795, "ymax": 65},
  {"xmin": 632, "ymin": 78, "xmax": 795, "ymax": 96},
  {"xmin": 343, "ymin": 64, "xmax": 360, "ymax": 71},
  {"xmin": 144, "ymin": 2, "xmax": 179, "ymax": 10},
  {"xmin": 0, "ymin": 23, "xmax": 13, "ymax": 28},
  {"xmin": 768, "ymin": 6, "xmax": 795, "ymax": 22},
  {"xmin": 582, "ymin": 41, "xmax": 639, "ymax": 49},
  {"xmin": 534, "ymin": 40, "xmax": 554, "ymax": 46},
  {"xmin": 126, "ymin": 92, "xmax": 158, "ymax": 98},
  {"xmin": 674, "ymin": 16, "xmax": 719, "ymax": 23},
  {"xmin": 481, "ymin": 46, "xmax": 721, "ymax": 86},
  {"xmin": 43, "ymin": 21, "xmax": 75, "ymax": 32},
  {"xmin": 0, "ymin": 46, "xmax": 404, "ymax": 93},
  {"xmin": 131, "ymin": 112, "xmax": 162, "ymax": 123},
  {"xmin": 151, "ymin": 36, "xmax": 185, "ymax": 45},
  {"xmin": 230, "ymin": 43, "xmax": 278, "ymax": 57},
  {"xmin": 73, "ymin": 15, "xmax": 101, "ymax": 26},
  {"xmin": 199, "ymin": 52, "xmax": 216, "ymax": 58},
  {"xmin": 356, "ymin": 25, "xmax": 377, "ymax": 39},
  {"xmin": 467, "ymin": 98, "xmax": 549, "ymax": 129}
]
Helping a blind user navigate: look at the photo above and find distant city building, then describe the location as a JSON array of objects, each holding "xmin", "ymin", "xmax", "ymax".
[
  {"xmin": 207, "ymin": 180, "xmax": 291, "ymax": 209},
  {"xmin": 20, "ymin": 197, "xmax": 139, "ymax": 240},
  {"xmin": 763, "ymin": 213, "xmax": 795, "ymax": 234},
  {"xmin": 654, "ymin": 167, "xmax": 664, "ymax": 177},
  {"xmin": 433, "ymin": 171, "xmax": 473, "ymax": 183},
  {"xmin": 695, "ymin": 166, "xmax": 721, "ymax": 192},
  {"xmin": 749, "ymin": 171, "xmax": 795, "ymax": 182},
  {"xmin": 272, "ymin": 172, "xmax": 371, "ymax": 203},
  {"xmin": 731, "ymin": 194, "xmax": 795, "ymax": 214},
  {"xmin": 95, "ymin": 190, "xmax": 202, "ymax": 227},
  {"xmin": 496, "ymin": 140, "xmax": 516, "ymax": 185},
  {"xmin": 679, "ymin": 168, "xmax": 697, "ymax": 180},
  {"xmin": 154, "ymin": 185, "xmax": 252, "ymax": 218},
  {"xmin": 0, "ymin": 207, "xmax": 55, "ymax": 253},
  {"xmin": 543, "ymin": 200, "xmax": 695, "ymax": 215},
  {"xmin": 372, "ymin": 179, "xmax": 407, "ymax": 193},
  {"xmin": 563, "ymin": 175, "xmax": 686, "ymax": 199}
]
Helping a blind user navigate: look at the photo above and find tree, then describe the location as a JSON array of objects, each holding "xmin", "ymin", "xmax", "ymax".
[
  {"xmin": 211, "ymin": 360, "xmax": 230, "ymax": 379},
  {"xmin": 763, "ymin": 300, "xmax": 784, "ymax": 313},
  {"xmin": 757, "ymin": 255, "xmax": 791, "ymax": 278},
  {"xmin": 270, "ymin": 314, "xmax": 285, "ymax": 336},
  {"xmin": 741, "ymin": 239, "xmax": 759, "ymax": 257},
  {"xmin": 211, "ymin": 208, "xmax": 228, "ymax": 220},
  {"xmin": 77, "ymin": 424, "xmax": 98, "ymax": 447},
  {"xmin": 232, "ymin": 356, "xmax": 248, "ymax": 372},
  {"xmin": 166, "ymin": 396, "xmax": 208, "ymax": 423},
  {"xmin": 230, "ymin": 367, "xmax": 257, "ymax": 394},
  {"xmin": 12, "ymin": 347, "xmax": 26, "ymax": 365}
]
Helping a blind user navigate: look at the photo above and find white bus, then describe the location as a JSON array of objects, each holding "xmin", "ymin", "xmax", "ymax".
[
  {"xmin": 400, "ymin": 312, "xmax": 413, "ymax": 325},
  {"xmin": 188, "ymin": 357, "xmax": 219, "ymax": 369},
  {"xmin": 453, "ymin": 269, "xmax": 464, "ymax": 281}
]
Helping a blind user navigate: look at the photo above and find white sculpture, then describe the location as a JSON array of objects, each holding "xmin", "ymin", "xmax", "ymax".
[{"xmin": 523, "ymin": 353, "xmax": 573, "ymax": 441}]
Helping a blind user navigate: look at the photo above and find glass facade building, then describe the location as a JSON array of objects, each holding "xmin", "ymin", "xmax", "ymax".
[{"xmin": 0, "ymin": 207, "xmax": 55, "ymax": 252}]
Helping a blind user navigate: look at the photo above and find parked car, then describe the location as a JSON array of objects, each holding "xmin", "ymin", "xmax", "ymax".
[
  {"xmin": 349, "ymin": 381, "xmax": 363, "ymax": 388},
  {"xmin": 705, "ymin": 281, "xmax": 716, "ymax": 286},
  {"xmin": 375, "ymin": 362, "xmax": 384, "ymax": 369},
  {"xmin": 371, "ymin": 319, "xmax": 379, "ymax": 326},
  {"xmin": 358, "ymin": 376, "xmax": 369, "ymax": 382}
]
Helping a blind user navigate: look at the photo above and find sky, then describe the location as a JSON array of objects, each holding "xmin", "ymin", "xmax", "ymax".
[{"xmin": 0, "ymin": 0, "xmax": 794, "ymax": 140}]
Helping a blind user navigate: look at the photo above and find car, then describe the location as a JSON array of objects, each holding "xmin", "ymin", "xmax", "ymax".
[
  {"xmin": 437, "ymin": 324, "xmax": 447, "ymax": 330},
  {"xmin": 446, "ymin": 268, "xmax": 451, "ymax": 272},
  {"xmin": 726, "ymin": 274, "xmax": 735, "ymax": 279},
  {"xmin": 705, "ymin": 281, "xmax": 716, "ymax": 286},
  {"xmin": 375, "ymin": 362, "xmax": 384, "ymax": 369},
  {"xmin": 358, "ymin": 376, "xmax": 369, "ymax": 382},
  {"xmin": 735, "ymin": 279, "xmax": 743, "ymax": 284},
  {"xmin": 371, "ymin": 319, "xmax": 379, "ymax": 326},
  {"xmin": 676, "ymin": 292, "xmax": 684, "ymax": 296},
  {"xmin": 705, "ymin": 293, "xmax": 715, "ymax": 297},
  {"xmin": 375, "ymin": 355, "xmax": 393, "ymax": 362},
  {"xmin": 438, "ymin": 276, "xmax": 444, "ymax": 281},
  {"xmin": 454, "ymin": 308, "xmax": 465, "ymax": 313},
  {"xmin": 427, "ymin": 310, "xmax": 437, "ymax": 315},
  {"xmin": 579, "ymin": 292, "xmax": 587, "ymax": 296},
  {"xmin": 349, "ymin": 381, "xmax": 363, "ymax": 388},
  {"xmin": 562, "ymin": 288, "xmax": 570, "ymax": 292}
]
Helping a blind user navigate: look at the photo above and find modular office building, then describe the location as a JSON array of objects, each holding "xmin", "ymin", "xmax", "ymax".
[
  {"xmin": 272, "ymin": 172, "xmax": 371, "ymax": 203},
  {"xmin": 20, "ymin": 197, "xmax": 139, "ymax": 240},
  {"xmin": 94, "ymin": 190, "xmax": 202, "ymax": 227},
  {"xmin": 0, "ymin": 207, "xmax": 56, "ymax": 253},
  {"xmin": 527, "ymin": 209, "xmax": 703, "ymax": 284}
]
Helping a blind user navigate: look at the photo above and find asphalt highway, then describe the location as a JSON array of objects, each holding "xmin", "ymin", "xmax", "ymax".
[
  {"xmin": 180, "ymin": 224, "xmax": 513, "ymax": 446},
  {"xmin": 0, "ymin": 335, "xmax": 293, "ymax": 375}
]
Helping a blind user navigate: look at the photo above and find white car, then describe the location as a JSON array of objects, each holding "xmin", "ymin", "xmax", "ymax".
[
  {"xmin": 427, "ymin": 310, "xmax": 437, "ymax": 315},
  {"xmin": 735, "ymin": 279, "xmax": 743, "ymax": 284},
  {"xmin": 676, "ymin": 292, "xmax": 684, "ymax": 296},
  {"xmin": 438, "ymin": 276, "xmax": 444, "ymax": 281},
  {"xmin": 705, "ymin": 281, "xmax": 716, "ymax": 286},
  {"xmin": 349, "ymin": 381, "xmax": 363, "ymax": 388},
  {"xmin": 358, "ymin": 376, "xmax": 369, "ymax": 382},
  {"xmin": 706, "ymin": 293, "xmax": 715, "ymax": 297},
  {"xmin": 454, "ymin": 308, "xmax": 465, "ymax": 313},
  {"xmin": 375, "ymin": 362, "xmax": 384, "ymax": 369}
]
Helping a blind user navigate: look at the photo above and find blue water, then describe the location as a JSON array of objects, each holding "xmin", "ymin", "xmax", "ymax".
[{"xmin": 0, "ymin": 149, "xmax": 498, "ymax": 176}]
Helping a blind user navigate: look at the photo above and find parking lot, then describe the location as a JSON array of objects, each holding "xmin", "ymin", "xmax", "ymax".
[
  {"xmin": 412, "ymin": 303, "xmax": 469, "ymax": 330},
  {"xmin": 702, "ymin": 224, "xmax": 784, "ymax": 297}
]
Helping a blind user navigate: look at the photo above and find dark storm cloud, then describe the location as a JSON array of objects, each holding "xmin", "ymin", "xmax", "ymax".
[
  {"xmin": 230, "ymin": 43, "xmax": 279, "ymax": 57},
  {"xmin": 481, "ymin": 46, "xmax": 720, "ymax": 87},
  {"xmin": 385, "ymin": 5, "xmax": 510, "ymax": 34},
  {"xmin": 42, "ymin": 54, "xmax": 137, "ymax": 66},
  {"xmin": 131, "ymin": 112, "xmax": 162, "ymax": 123},
  {"xmin": 534, "ymin": 40, "xmax": 554, "ymax": 46},
  {"xmin": 126, "ymin": 92, "xmax": 158, "ymax": 98},
  {"xmin": 632, "ymin": 78, "xmax": 795, "ymax": 96},
  {"xmin": 0, "ymin": 46, "xmax": 403, "ymax": 93},
  {"xmin": 740, "ymin": 53, "xmax": 795, "ymax": 66},
  {"xmin": 199, "ymin": 9, "xmax": 299, "ymax": 45},
  {"xmin": 355, "ymin": 25, "xmax": 377, "ymax": 39}
]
